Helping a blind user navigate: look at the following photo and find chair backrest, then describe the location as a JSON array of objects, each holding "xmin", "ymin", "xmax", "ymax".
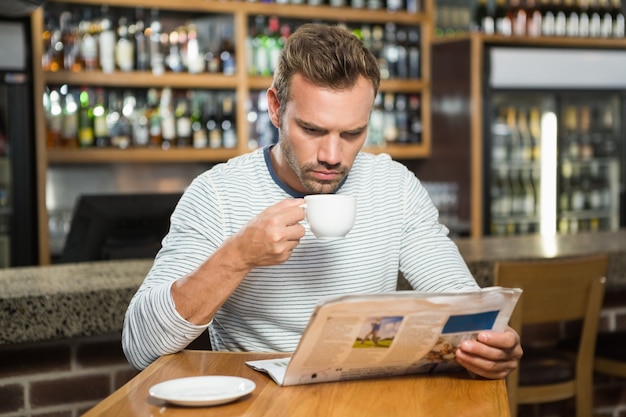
[
  {"xmin": 494, "ymin": 254, "xmax": 608, "ymax": 417},
  {"xmin": 495, "ymin": 254, "xmax": 608, "ymax": 327}
]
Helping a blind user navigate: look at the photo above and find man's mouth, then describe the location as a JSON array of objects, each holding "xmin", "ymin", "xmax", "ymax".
[{"xmin": 312, "ymin": 170, "xmax": 340, "ymax": 181}]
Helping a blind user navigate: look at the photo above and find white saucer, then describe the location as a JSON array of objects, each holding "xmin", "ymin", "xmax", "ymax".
[{"xmin": 149, "ymin": 375, "xmax": 256, "ymax": 407}]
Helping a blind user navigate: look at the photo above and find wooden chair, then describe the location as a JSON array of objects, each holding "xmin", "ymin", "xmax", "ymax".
[
  {"xmin": 593, "ymin": 331, "xmax": 626, "ymax": 379},
  {"xmin": 494, "ymin": 254, "xmax": 608, "ymax": 417}
]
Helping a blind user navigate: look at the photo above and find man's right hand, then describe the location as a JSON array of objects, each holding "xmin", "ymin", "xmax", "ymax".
[
  {"xmin": 171, "ymin": 198, "xmax": 307, "ymax": 325},
  {"xmin": 232, "ymin": 198, "xmax": 306, "ymax": 269}
]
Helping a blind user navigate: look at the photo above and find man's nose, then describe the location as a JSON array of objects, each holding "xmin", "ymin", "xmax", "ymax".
[{"xmin": 317, "ymin": 135, "xmax": 342, "ymax": 166}]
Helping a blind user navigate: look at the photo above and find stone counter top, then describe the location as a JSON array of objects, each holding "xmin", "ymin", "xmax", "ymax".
[
  {"xmin": 1, "ymin": 230, "xmax": 625, "ymax": 346},
  {"xmin": 0, "ymin": 259, "xmax": 152, "ymax": 346},
  {"xmin": 454, "ymin": 230, "xmax": 626, "ymax": 288}
]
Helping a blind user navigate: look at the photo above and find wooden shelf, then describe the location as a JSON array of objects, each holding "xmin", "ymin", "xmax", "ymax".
[
  {"xmin": 433, "ymin": 32, "xmax": 626, "ymax": 49},
  {"xmin": 44, "ymin": 71, "xmax": 240, "ymax": 89},
  {"xmin": 365, "ymin": 143, "xmax": 431, "ymax": 159},
  {"xmin": 35, "ymin": 0, "xmax": 435, "ymax": 264},
  {"xmin": 46, "ymin": 147, "xmax": 240, "ymax": 163},
  {"xmin": 46, "ymin": 143, "xmax": 431, "ymax": 163},
  {"xmin": 46, "ymin": 71, "xmax": 428, "ymax": 93},
  {"xmin": 56, "ymin": 0, "xmax": 429, "ymax": 24}
]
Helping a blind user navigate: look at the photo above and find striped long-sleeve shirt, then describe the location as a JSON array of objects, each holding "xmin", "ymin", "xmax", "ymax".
[{"xmin": 122, "ymin": 147, "xmax": 479, "ymax": 370}]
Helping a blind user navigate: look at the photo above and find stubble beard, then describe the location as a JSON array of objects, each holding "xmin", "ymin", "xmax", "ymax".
[{"xmin": 280, "ymin": 135, "xmax": 348, "ymax": 195}]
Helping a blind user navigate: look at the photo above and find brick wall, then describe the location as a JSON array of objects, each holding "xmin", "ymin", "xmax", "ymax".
[{"xmin": 0, "ymin": 333, "xmax": 138, "ymax": 417}]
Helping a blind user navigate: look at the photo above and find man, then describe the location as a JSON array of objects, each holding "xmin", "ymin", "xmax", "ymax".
[{"xmin": 122, "ymin": 23, "xmax": 522, "ymax": 378}]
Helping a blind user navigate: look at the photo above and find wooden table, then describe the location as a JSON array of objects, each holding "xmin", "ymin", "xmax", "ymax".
[{"xmin": 83, "ymin": 350, "xmax": 511, "ymax": 416}]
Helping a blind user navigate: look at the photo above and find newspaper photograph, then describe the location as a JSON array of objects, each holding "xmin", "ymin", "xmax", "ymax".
[{"xmin": 246, "ymin": 287, "xmax": 522, "ymax": 386}]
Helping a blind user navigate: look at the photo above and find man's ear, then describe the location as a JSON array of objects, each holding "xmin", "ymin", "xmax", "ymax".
[{"xmin": 266, "ymin": 87, "xmax": 281, "ymax": 129}]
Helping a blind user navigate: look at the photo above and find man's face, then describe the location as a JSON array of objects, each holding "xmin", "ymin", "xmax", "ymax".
[{"xmin": 269, "ymin": 74, "xmax": 375, "ymax": 194}]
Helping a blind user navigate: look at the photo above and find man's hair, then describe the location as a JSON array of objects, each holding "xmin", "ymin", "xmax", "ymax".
[{"xmin": 272, "ymin": 23, "xmax": 381, "ymax": 116}]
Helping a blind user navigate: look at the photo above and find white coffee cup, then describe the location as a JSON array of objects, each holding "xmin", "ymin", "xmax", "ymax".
[{"xmin": 302, "ymin": 194, "xmax": 356, "ymax": 239}]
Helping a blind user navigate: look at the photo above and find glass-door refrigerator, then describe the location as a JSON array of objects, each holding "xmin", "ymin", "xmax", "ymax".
[
  {"xmin": 484, "ymin": 47, "xmax": 625, "ymax": 236},
  {"xmin": 0, "ymin": 17, "xmax": 39, "ymax": 266}
]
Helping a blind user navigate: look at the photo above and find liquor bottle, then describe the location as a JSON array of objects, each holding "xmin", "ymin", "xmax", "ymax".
[
  {"xmin": 92, "ymin": 88, "xmax": 109, "ymax": 147},
  {"xmin": 206, "ymin": 94, "xmax": 222, "ymax": 149},
  {"xmin": 579, "ymin": 105, "xmax": 594, "ymax": 159},
  {"xmin": 60, "ymin": 11, "xmax": 82, "ymax": 72},
  {"xmin": 491, "ymin": 168, "xmax": 510, "ymax": 235},
  {"xmin": 78, "ymin": 88, "xmax": 94, "ymax": 147},
  {"xmin": 146, "ymin": 88, "xmax": 162, "ymax": 148},
  {"xmin": 367, "ymin": 0, "xmax": 383, "ymax": 11},
  {"xmin": 570, "ymin": 165, "xmax": 585, "ymax": 211},
  {"xmin": 382, "ymin": 23, "xmax": 398, "ymax": 79},
  {"xmin": 60, "ymin": 90, "xmax": 78, "ymax": 148},
  {"xmin": 597, "ymin": 0, "xmax": 613, "ymax": 36},
  {"xmin": 495, "ymin": 0, "xmax": 512, "ymax": 35},
  {"xmin": 46, "ymin": 89, "xmax": 63, "ymax": 148},
  {"xmin": 79, "ymin": 8, "xmax": 98, "ymax": 71},
  {"xmin": 473, "ymin": 0, "xmax": 495, "ymax": 33},
  {"xmin": 252, "ymin": 18, "xmax": 267, "ymax": 76},
  {"xmin": 386, "ymin": 0, "xmax": 403, "ymax": 13},
  {"xmin": 491, "ymin": 167, "xmax": 505, "ymax": 218},
  {"xmin": 265, "ymin": 16, "xmax": 282, "ymax": 76},
  {"xmin": 132, "ymin": 95, "xmax": 150, "ymax": 147},
  {"xmin": 588, "ymin": 0, "xmax": 603, "ymax": 35},
  {"xmin": 186, "ymin": 23, "xmax": 205, "ymax": 74},
  {"xmin": 510, "ymin": 170, "xmax": 525, "ymax": 215},
  {"xmin": 523, "ymin": 168, "xmax": 537, "ymax": 216},
  {"xmin": 407, "ymin": 94, "xmax": 422, "ymax": 144},
  {"xmin": 395, "ymin": 29, "xmax": 408, "ymax": 79},
  {"xmin": 554, "ymin": 0, "xmax": 568, "ymax": 35},
  {"xmin": 578, "ymin": 0, "xmax": 591, "ymax": 36},
  {"xmin": 407, "ymin": 29, "xmax": 420, "ymax": 79},
  {"xmin": 108, "ymin": 91, "xmax": 132, "ymax": 149},
  {"xmin": 43, "ymin": 17, "xmax": 64, "ymax": 72},
  {"xmin": 174, "ymin": 92, "xmax": 192, "ymax": 148},
  {"xmin": 498, "ymin": 168, "xmax": 513, "ymax": 217},
  {"xmin": 159, "ymin": 87, "xmax": 176, "ymax": 149},
  {"xmin": 526, "ymin": 0, "xmax": 543, "ymax": 36},
  {"xmin": 99, "ymin": 6, "xmax": 116, "ymax": 73},
  {"xmin": 610, "ymin": 0, "xmax": 625, "ymax": 37},
  {"xmin": 559, "ymin": 168, "xmax": 572, "ymax": 213},
  {"xmin": 191, "ymin": 93, "xmax": 208, "ymax": 149},
  {"xmin": 508, "ymin": 0, "xmax": 528, "ymax": 36},
  {"xmin": 491, "ymin": 106, "xmax": 510, "ymax": 162},
  {"xmin": 529, "ymin": 107, "xmax": 542, "ymax": 161},
  {"xmin": 133, "ymin": 7, "xmax": 150, "ymax": 71},
  {"xmin": 540, "ymin": 0, "xmax": 556, "ymax": 35},
  {"xmin": 517, "ymin": 108, "xmax": 533, "ymax": 161},
  {"xmin": 165, "ymin": 29, "xmax": 184, "ymax": 73},
  {"xmin": 367, "ymin": 92, "xmax": 384, "ymax": 147},
  {"xmin": 383, "ymin": 92, "xmax": 398, "ymax": 144},
  {"xmin": 395, "ymin": 94, "xmax": 409, "ymax": 144},
  {"xmin": 219, "ymin": 23, "xmax": 237, "ymax": 75},
  {"xmin": 563, "ymin": 106, "xmax": 580, "ymax": 159},
  {"xmin": 149, "ymin": 9, "xmax": 165, "ymax": 75},
  {"xmin": 406, "ymin": 0, "xmax": 419, "ymax": 13},
  {"xmin": 563, "ymin": 0, "xmax": 580, "ymax": 36},
  {"xmin": 221, "ymin": 93, "xmax": 237, "ymax": 149},
  {"xmin": 116, "ymin": 17, "xmax": 135, "ymax": 72},
  {"xmin": 505, "ymin": 107, "xmax": 521, "ymax": 162}
]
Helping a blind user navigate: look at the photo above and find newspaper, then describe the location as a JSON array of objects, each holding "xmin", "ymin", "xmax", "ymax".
[{"xmin": 246, "ymin": 287, "xmax": 521, "ymax": 386}]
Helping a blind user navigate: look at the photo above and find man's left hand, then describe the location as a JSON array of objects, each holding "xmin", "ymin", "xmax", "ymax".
[{"xmin": 454, "ymin": 326, "xmax": 523, "ymax": 379}]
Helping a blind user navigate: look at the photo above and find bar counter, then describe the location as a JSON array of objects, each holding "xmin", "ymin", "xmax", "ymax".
[{"xmin": 1, "ymin": 230, "xmax": 625, "ymax": 346}]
